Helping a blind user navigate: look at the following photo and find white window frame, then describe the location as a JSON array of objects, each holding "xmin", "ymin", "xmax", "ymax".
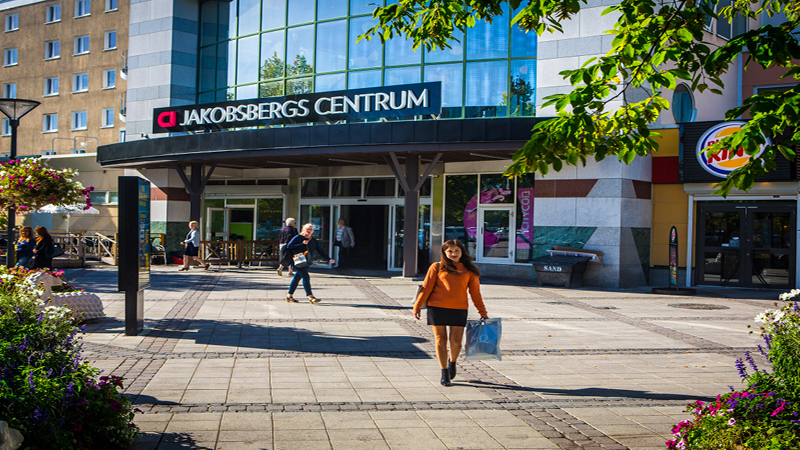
[
  {"xmin": 101, "ymin": 108, "xmax": 114, "ymax": 127},
  {"xmin": 2, "ymin": 83, "xmax": 16, "ymax": 98},
  {"xmin": 43, "ymin": 114, "xmax": 58, "ymax": 133},
  {"xmin": 72, "ymin": 73, "xmax": 88, "ymax": 93},
  {"xmin": 1, "ymin": 119, "xmax": 10, "ymax": 136},
  {"xmin": 75, "ymin": 0, "xmax": 90, "ymax": 17},
  {"xmin": 4, "ymin": 48, "xmax": 18, "ymax": 66},
  {"xmin": 45, "ymin": 40, "xmax": 60, "ymax": 59},
  {"xmin": 46, "ymin": 5, "xmax": 61, "ymax": 23},
  {"xmin": 5, "ymin": 14, "xmax": 19, "ymax": 32},
  {"xmin": 102, "ymin": 68, "xmax": 115, "ymax": 88},
  {"xmin": 71, "ymin": 111, "xmax": 87, "ymax": 130},
  {"xmin": 104, "ymin": 30, "xmax": 116, "ymax": 50},
  {"xmin": 105, "ymin": 0, "xmax": 117, "ymax": 12},
  {"xmin": 44, "ymin": 77, "xmax": 59, "ymax": 96},
  {"xmin": 74, "ymin": 35, "xmax": 89, "ymax": 55}
]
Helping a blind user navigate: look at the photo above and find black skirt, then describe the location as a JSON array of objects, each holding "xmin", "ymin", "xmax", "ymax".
[
  {"xmin": 183, "ymin": 243, "xmax": 199, "ymax": 257},
  {"xmin": 427, "ymin": 306, "xmax": 468, "ymax": 327}
]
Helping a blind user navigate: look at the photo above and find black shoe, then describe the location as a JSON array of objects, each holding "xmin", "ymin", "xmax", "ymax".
[
  {"xmin": 448, "ymin": 361, "xmax": 456, "ymax": 380},
  {"xmin": 440, "ymin": 369, "xmax": 452, "ymax": 386}
]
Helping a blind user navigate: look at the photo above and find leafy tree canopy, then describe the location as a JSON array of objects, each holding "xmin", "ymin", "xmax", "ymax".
[{"xmin": 361, "ymin": 0, "xmax": 800, "ymax": 196}]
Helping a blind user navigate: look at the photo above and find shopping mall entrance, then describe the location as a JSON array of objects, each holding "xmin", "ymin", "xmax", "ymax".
[{"xmin": 695, "ymin": 201, "xmax": 796, "ymax": 288}]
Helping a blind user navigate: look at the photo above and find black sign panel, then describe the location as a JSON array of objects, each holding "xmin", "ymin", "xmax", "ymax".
[
  {"xmin": 118, "ymin": 176, "xmax": 151, "ymax": 290},
  {"xmin": 153, "ymin": 82, "xmax": 442, "ymax": 133},
  {"xmin": 681, "ymin": 121, "xmax": 795, "ymax": 183}
]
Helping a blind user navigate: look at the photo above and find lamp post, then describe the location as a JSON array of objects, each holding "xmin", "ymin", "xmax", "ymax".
[{"xmin": 0, "ymin": 98, "xmax": 41, "ymax": 267}]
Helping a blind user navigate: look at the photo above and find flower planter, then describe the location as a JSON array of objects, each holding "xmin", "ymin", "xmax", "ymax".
[{"xmin": 50, "ymin": 291, "xmax": 104, "ymax": 321}]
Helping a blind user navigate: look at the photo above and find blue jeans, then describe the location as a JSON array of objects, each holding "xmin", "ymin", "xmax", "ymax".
[
  {"xmin": 288, "ymin": 267, "xmax": 312, "ymax": 296},
  {"xmin": 16, "ymin": 256, "xmax": 32, "ymax": 269}
]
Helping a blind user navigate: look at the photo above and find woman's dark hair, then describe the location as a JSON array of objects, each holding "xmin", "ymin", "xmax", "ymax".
[
  {"xmin": 35, "ymin": 226, "xmax": 51, "ymax": 242},
  {"xmin": 440, "ymin": 239, "xmax": 480, "ymax": 276}
]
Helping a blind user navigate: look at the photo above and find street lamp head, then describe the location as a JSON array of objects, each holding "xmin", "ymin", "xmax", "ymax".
[{"xmin": 0, "ymin": 98, "xmax": 41, "ymax": 120}]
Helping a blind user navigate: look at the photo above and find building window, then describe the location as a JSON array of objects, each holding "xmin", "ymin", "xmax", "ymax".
[
  {"xmin": 75, "ymin": 0, "xmax": 90, "ymax": 17},
  {"xmin": 72, "ymin": 73, "xmax": 88, "ymax": 92},
  {"xmin": 103, "ymin": 69, "xmax": 115, "ymax": 88},
  {"xmin": 90, "ymin": 190, "xmax": 118, "ymax": 204},
  {"xmin": 101, "ymin": 108, "xmax": 114, "ymax": 127},
  {"xmin": 46, "ymin": 5, "xmax": 61, "ymax": 23},
  {"xmin": 5, "ymin": 14, "xmax": 19, "ymax": 32},
  {"xmin": 105, "ymin": 0, "xmax": 117, "ymax": 11},
  {"xmin": 1, "ymin": 119, "xmax": 10, "ymax": 136},
  {"xmin": 44, "ymin": 77, "xmax": 59, "ymax": 96},
  {"xmin": 71, "ymin": 111, "xmax": 87, "ymax": 130},
  {"xmin": 4, "ymin": 48, "xmax": 17, "ymax": 66},
  {"xmin": 45, "ymin": 40, "xmax": 60, "ymax": 59},
  {"xmin": 2, "ymin": 83, "xmax": 16, "ymax": 98},
  {"xmin": 43, "ymin": 114, "xmax": 58, "ymax": 132},
  {"xmin": 119, "ymin": 128, "xmax": 125, "ymax": 142},
  {"xmin": 74, "ymin": 35, "xmax": 89, "ymax": 55},
  {"xmin": 672, "ymin": 84, "xmax": 696, "ymax": 123},
  {"xmin": 104, "ymin": 30, "xmax": 116, "ymax": 50}
]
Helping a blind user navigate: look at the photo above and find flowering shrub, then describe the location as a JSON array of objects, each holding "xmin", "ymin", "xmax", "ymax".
[
  {"xmin": 667, "ymin": 291, "xmax": 800, "ymax": 449},
  {"xmin": 0, "ymin": 159, "xmax": 94, "ymax": 211},
  {"xmin": 0, "ymin": 270, "xmax": 139, "ymax": 449}
]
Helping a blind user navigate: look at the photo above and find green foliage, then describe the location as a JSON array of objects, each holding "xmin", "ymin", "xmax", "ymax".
[
  {"xmin": 667, "ymin": 291, "xmax": 800, "ymax": 449},
  {"xmin": 258, "ymin": 53, "xmax": 314, "ymax": 98},
  {"xmin": 0, "ymin": 269, "xmax": 139, "ymax": 449},
  {"xmin": 0, "ymin": 159, "xmax": 94, "ymax": 212},
  {"xmin": 363, "ymin": 0, "xmax": 800, "ymax": 196}
]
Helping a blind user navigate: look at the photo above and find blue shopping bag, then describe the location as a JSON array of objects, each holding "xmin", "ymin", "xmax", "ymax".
[{"xmin": 464, "ymin": 318, "xmax": 502, "ymax": 361}]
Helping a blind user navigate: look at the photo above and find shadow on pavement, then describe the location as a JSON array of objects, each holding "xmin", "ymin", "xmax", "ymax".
[
  {"xmin": 130, "ymin": 432, "xmax": 212, "ymax": 450},
  {"xmin": 470, "ymin": 380, "xmax": 714, "ymax": 402}
]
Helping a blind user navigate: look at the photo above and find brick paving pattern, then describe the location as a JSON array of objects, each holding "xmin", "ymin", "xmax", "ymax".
[{"xmin": 68, "ymin": 265, "xmax": 779, "ymax": 450}]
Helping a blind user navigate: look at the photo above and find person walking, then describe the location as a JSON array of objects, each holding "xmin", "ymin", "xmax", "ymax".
[
  {"xmin": 31, "ymin": 226, "xmax": 55, "ymax": 270},
  {"xmin": 413, "ymin": 239, "xmax": 488, "ymax": 386},
  {"xmin": 334, "ymin": 218, "xmax": 355, "ymax": 269},
  {"xmin": 285, "ymin": 223, "xmax": 334, "ymax": 304},
  {"xmin": 277, "ymin": 218, "xmax": 298, "ymax": 276},
  {"xmin": 15, "ymin": 226, "xmax": 34, "ymax": 269},
  {"xmin": 179, "ymin": 221, "xmax": 210, "ymax": 271}
]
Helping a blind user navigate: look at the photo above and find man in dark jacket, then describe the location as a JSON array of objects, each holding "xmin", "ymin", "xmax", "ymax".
[{"xmin": 277, "ymin": 218, "xmax": 298, "ymax": 276}]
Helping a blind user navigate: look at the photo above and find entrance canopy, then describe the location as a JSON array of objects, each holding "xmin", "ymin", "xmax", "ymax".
[{"xmin": 97, "ymin": 117, "xmax": 541, "ymax": 169}]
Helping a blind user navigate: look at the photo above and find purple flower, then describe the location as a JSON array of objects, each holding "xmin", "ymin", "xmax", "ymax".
[
  {"xmin": 735, "ymin": 358, "xmax": 748, "ymax": 378},
  {"xmin": 744, "ymin": 351, "xmax": 759, "ymax": 372}
]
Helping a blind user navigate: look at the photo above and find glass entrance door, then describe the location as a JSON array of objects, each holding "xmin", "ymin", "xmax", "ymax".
[
  {"xmin": 477, "ymin": 207, "xmax": 514, "ymax": 263},
  {"xmin": 206, "ymin": 208, "xmax": 229, "ymax": 241},
  {"xmin": 696, "ymin": 202, "xmax": 795, "ymax": 288},
  {"xmin": 390, "ymin": 205, "xmax": 431, "ymax": 271}
]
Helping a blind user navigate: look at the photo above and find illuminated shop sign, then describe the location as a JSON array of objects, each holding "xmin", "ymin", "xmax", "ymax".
[
  {"xmin": 696, "ymin": 121, "xmax": 771, "ymax": 178},
  {"xmin": 153, "ymin": 82, "xmax": 442, "ymax": 133}
]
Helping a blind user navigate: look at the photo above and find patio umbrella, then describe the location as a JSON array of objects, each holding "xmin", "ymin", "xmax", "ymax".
[{"xmin": 37, "ymin": 204, "xmax": 99, "ymax": 235}]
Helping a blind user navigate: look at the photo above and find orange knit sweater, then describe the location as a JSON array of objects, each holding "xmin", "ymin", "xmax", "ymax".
[{"xmin": 413, "ymin": 262, "xmax": 487, "ymax": 316}]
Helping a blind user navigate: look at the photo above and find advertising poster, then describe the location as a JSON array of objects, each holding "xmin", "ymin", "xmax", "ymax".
[
  {"xmin": 138, "ymin": 180, "xmax": 151, "ymax": 289},
  {"xmin": 669, "ymin": 226, "xmax": 678, "ymax": 287}
]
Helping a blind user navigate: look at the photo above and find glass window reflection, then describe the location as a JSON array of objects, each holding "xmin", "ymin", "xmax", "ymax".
[
  {"xmin": 316, "ymin": 73, "xmax": 345, "ymax": 92},
  {"xmin": 318, "ymin": 0, "xmax": 346, "ymax": 20},
  {"xmin": 288, "ymin": 0, "xmax": 314, "ymax": 25},
  {"xmin": 385, "ymin": 66, "xmax": 419, "ymax": 86},
  {"xmin": 226, "ymin": 0, "xmax": 237, "ymax": 39},
  {"xmin": 425, "ymin": 63, "xmax": 462, "ymax": 118},
  {"xmin": 351, "ymin": 0, "xmax": 382, "ymax": 16},
  {"xmin": 199, "ymin": 46, "xmax": 216, "ymax": 91},
  {"xmin": 237, "ymin": 83, "xmax": 258, "ymax": 99},
  {"xmin": 385, "ymin": 35, "xmax": 421, "ymax": 66},
  {"xmin": 466, "ymin": 61, "xmax": 508, "ymax": 117},
  {"xmin": 515, "ymin": 174, "xmax": 535, "ymax": 263},
  {"xmin": 348, "ymin": 70, "xmax": 381, "ymax": 89},
  {"xmin": 510, "ymin": 59, "xmax": 536, "ymax": 116},
  {"xmin": 316, "ymin": 20, "xmax": 346, "ymax": 73},
  {"xmin": 349, "ymin": 16, "xmax": 382, "ymax": 69},
  {"xmin": 237, "ymin": 36, "xmax": 259, "ymax": 84},
  {"xmin": 287, "ymin": 25, "xmax": 315, "ymax": 73},
  {"xmin": 260, "ymin": 80, "xmax": 284, "ymax": 97},
  {"xmin": 238, "ymin": 0, "xmax": 260, "ymax": 36},
  {"xmin": 445, "ymin": 175, "xmax": 478, "ymax": 258},
  {"xmin": 466, "ymin": 5, "xmax": 509, "ymax": 60},
  {"xmin": 201, "ymin": 1, "xmax": 218, "ymax": 46},
  {"xmin": 260, "ymin": 30, "xmax": 285, "ymax": 79},
  {"xmin": 511, "ymin": 16, "xmax": 537, "ymax": 58},
  {"xmin": 480, "ymin": 174, "xmax": 514, "ymax": 204},
  {"xmin": 287, "ymin": 77, "xmax": 312, "ymax": 94},
  {"xmin": 262, "ymin": 0, "xmax": 285, "ymax": 31}
]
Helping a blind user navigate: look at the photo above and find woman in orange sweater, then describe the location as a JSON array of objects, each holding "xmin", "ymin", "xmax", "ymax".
[{"xmin": 413, "ymin": 239, "xmax": 488, "ymax": 386}]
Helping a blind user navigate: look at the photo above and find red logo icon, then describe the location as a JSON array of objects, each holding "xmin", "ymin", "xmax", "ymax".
[{"xmin": 157, "ymin": 111, "xmax": 177, "ymax": 128}]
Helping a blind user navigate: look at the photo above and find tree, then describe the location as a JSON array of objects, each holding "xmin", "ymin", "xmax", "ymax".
[{"xmin": 361, "ymin": 0, "xmax": 800, "ymax": 196}]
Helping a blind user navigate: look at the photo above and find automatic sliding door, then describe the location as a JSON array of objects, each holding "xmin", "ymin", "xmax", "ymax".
[{"xmin": 300, "ymin": 205, "xmax": 332, "ymax": 266}]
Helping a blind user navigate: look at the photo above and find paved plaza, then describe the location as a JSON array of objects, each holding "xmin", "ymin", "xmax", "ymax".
[{"xmin": 70, "ymin": 264, "xmax": 780, "ymax": 450}]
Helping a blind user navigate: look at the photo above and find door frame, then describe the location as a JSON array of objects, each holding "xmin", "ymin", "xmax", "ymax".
[
  {"xmin": 206, "ymin": 207, "xmax": 229, "ymax": 241},
  {"xmin": 694, "ymin": 200, "xmax": 796, "ymax": 288},
  {"xmin": 476, "ymin": 205, "xmax": 516, "ymax": 264}
]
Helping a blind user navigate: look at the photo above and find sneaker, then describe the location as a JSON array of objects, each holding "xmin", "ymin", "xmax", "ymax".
[{"xmin": 277, "ymin": 268, "xmax": 283, "ymax": 276}]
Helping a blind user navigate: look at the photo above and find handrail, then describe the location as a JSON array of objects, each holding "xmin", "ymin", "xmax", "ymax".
[{"xmin": 94, "ymin": 232, "xmax": 118, "ymax": 265}]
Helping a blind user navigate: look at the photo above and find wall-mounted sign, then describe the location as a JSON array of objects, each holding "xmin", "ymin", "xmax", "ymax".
[
  {"xmin": 153, "ymin": 82, "xmax": 442, "ymax": 133},
  {"xmin": 696, "ymin": 121, "xmax": 771, "ymax": 178}
]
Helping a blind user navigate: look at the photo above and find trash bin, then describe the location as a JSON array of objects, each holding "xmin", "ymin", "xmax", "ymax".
[{"xmin": 532, "ymin": 255, "xmax": 592, "ymax": 288}]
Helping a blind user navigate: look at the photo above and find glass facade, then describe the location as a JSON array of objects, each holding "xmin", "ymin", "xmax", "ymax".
[{"xmin": 197, "ymin": 0, "xmax": 537, "ymax": 118}]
